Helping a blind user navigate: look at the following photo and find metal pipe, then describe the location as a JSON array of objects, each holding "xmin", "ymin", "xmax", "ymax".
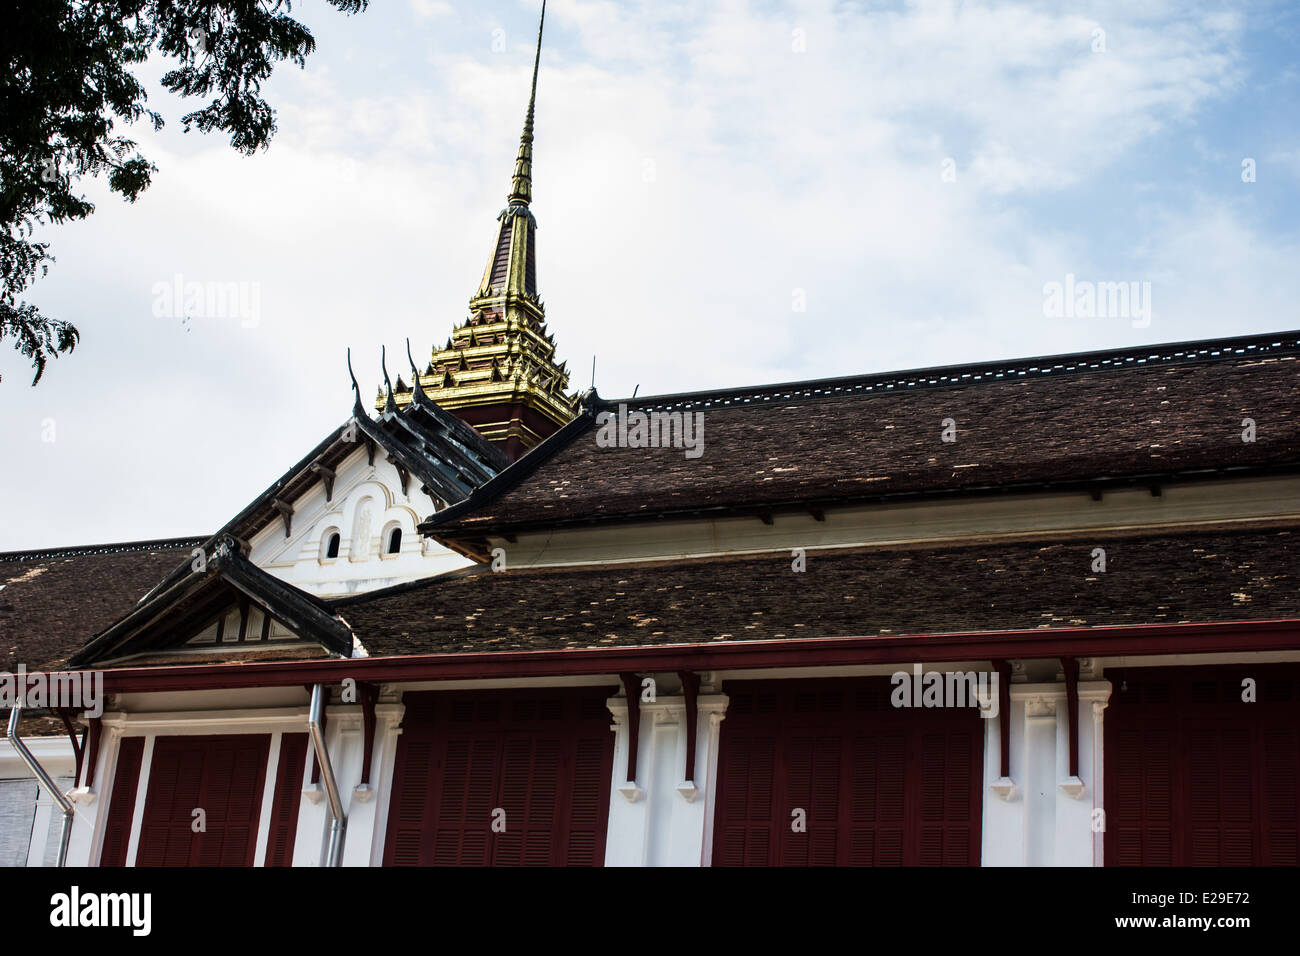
[
  {"xmin": 308, "ymin": 684, "xmax": 347, "ymax": 866},
  {"xmin": 7, "ymin": 706, "xmax": 74, "ymax": 867}
]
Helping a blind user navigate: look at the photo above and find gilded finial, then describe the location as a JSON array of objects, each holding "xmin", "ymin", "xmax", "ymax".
[{"xmin": 508, "ymin": 0, "xmax": 546, "ymax": 207}]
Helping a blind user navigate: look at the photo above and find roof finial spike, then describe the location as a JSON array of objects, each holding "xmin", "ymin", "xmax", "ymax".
[
  {"xmin": 405, "ymin": 337, "xmax": 427, "ymax": 404},
  {"xmin": 508, "ymin": 0, "xmax": 546, "ymax": 207},
  {"xmin": 347, "ymin": 348, "xmax": 364, "ymax": 415},
  {"xmin": 381, "ymin": 345, "xmax": 397, "ymax": 414}
]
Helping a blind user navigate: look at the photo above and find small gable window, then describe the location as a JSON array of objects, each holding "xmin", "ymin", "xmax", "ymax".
[
  {"xmin": 325, "ymin": 532, "xmax": 341, "ymax": 560},
  {"xmin": 387, "ymin": 528, "xmax": 402, "ymax": 554}
]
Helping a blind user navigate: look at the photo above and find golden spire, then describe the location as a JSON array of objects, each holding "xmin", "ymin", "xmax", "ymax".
[
  {"xmin": 381, "ymin": 0, "xmax": 577, "ymax": 461},
  {"xmin": 508, "ymin": 0, "xmax": 545, "ymax": 207}
]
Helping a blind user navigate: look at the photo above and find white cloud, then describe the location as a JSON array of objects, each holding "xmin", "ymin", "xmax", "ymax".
[{"xmin": 3, "ymin": 0, "xmax": 1289, "ymax": 549}]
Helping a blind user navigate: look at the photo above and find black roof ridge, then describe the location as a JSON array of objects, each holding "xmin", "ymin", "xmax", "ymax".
[
  {"xmin": 0, "ymin": 536, "xmax": 210, "ymax": 563},
  {"xmin": 70, "ymin": 544, "xmax": 353, "ymax": 666},
  {"xmin": 606, "ymin": 329, "xmax": 1300, "ymax": 412}
]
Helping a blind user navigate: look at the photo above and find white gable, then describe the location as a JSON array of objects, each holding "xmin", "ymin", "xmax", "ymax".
[{"xmin": 246, "ymin": 443, "xmax": 471, "ymax": 598}]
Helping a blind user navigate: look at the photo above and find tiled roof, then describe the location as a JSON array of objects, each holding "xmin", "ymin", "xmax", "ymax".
[
  {"xmin": 425, "ymin": 331, "xmax": 1300, "ymax": 536},
  {"xmin": 0, "ymin": 538, "xmax": 206, "ymax": 670},
  {"xmin": 337, "ymin": 527, "xmax": 1299, "ymax": 656}
]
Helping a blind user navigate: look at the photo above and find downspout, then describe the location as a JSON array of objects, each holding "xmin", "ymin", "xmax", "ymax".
[
  {"xmin": 7, "ymin": 706, "xmax": 74, "ymax": 867},
  {"xmin": 308, "ymin": 684, "xmax": 347, "ymax": 866}
]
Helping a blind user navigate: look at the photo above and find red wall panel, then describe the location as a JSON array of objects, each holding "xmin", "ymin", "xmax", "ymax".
[
  {"xmin": 1105, "ymin": 665, "xmax": 1300, "ymax": 866},
  {"xmin": 384, "ymin": 687, "xmax": 616, "ymax": 866},
  {"xmin": 714, "ymin": 678, "xmax": 984, "ymax": 866},
  {"xmin": 135, "ymin": 734, "xmax": 270, "ymax": 867},
  {"xmin": 99, "ymin": 736, "xmax": 145, "ymax": 867}
]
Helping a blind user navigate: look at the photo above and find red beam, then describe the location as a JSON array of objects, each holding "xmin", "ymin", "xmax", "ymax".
[{"xmin": 87, "ymin": 619, "xmax": 1300, "ymax": 694}]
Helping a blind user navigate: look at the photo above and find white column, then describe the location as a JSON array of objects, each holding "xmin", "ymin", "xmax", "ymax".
[
  {"xmin": 604, "ymin": 690, "xmax": 729, "ymax": 866},
  {"xmin": 365, "ymin": 701, "xmax": 405, "ymax": 867},
  {"xmin": 981, "ymin": 696, "xmax": 1022, "ymax": 866},
  {"xmin": 604, "ymin": 696, "xmax": 648, "ymax": 866}
]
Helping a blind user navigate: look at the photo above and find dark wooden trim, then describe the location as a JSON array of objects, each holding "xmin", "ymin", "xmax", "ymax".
[
  {"xmin": 55, "ymin": 707, "xmax": 86, "ymax": 784},
  {"xmin": 1061, "ymin": 657, "xmax": 1080, "ymax": 778},
  {"xmin": 310, "ymin": 462, "xmax": 336, "ymax": 502},
  {"xmin": 620, "ymin": 672, "xmax": 641, "ymax": 785},
  {"xmin": 84, "ymin": 717, "xmax": 103, "ymax": 789},
  {"xmin": 272, "ymin": 499, "xmax": 293, "ymax": 538},
  {"xmin": 993, "ymin": 659, "xmax": 1012, "ymax": 779},
  {"xmin": 358, "ymin": 682, "xmax": 379, "ymax": 787},
  {"xmin": 678, "ymin": 670, "xmax": 700, "ymax": 784},
  {"xmin": 91, "ymin": 619, "xmax": 1300, "ymax": 694}
]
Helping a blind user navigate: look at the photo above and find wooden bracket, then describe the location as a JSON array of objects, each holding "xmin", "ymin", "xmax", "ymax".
[
  {"xmin": 620, "ymin": 672, "xmax": 641, "ymax": 786},
  {"xmin": 1062, "ymin": 657, "xmax": 1080, "ymax": 778},
  {"xmin": 993, "ymin": 659, "xmax": 1013, "ymax": 779},
  {"xmin": 83, "ymin": 717, "xmax": 102, "ymax": 789},
  {"xmin": 272, "ymin": 498, "xmax": 293, "ymax": 538},
  {"xmin": 393, "ymin": 461, "xmax": 410, "ymax": 496},
  {"xmin": 55, "ymin": 707, "xmax": 86, "ymax": 785},
  {"xmin": 358, "ymin": 682, "xmax": 379, "ymax": 787},
  {"xmin": 678, "ymin": 670, "xmax": 700, "ymax": 786},
  {"xmin": 310, "ymin": 462, "xmax": 336, "ymax": 502}
]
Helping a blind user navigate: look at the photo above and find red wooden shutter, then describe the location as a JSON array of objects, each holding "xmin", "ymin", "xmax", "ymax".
[
  {"xmin": 496, "ymin": 734, "xmax": 560, "ymax": 866},
  {"xmin": 781, "ymin": 732, "xmax": 842, "ymax": 866},
  {"xmin": 263, "ymin": 733, "xmax": 309, "ymax": 867},
  {"xmin": 384, "ymin": 688, "xmax": 615, "ymax": 867},
  {"xmin": 136, "ymin": 735, "xmax": 270, "ymax": 867},
  {"xmin": 1261, "ymin": 726, "xmax": 1299, "ymax": 865},
  {"xmin": 1186, "ymin": 724, "xmax": 1254, "ymax": 865},
  {"xmin": 566, "ymin": 732, "xmax": 613, "ymax": 865},
  {"xmin": 99, "ymin": 736, "xmax": 144, "ymax": 867},
  {"xmin": 912, "ymin": 725, "xmax": 981, "ymax": 866},
  {"xmin": 714, "ymin": 679, "xmax": 983, "ymax": 866},
  {"xmin": 384, "ymin": 693, "xmax": 436, "ymax": 867},
  {"xmin": 713, "ymin": 686, "xmax": 778, "ymax": 866},
  {"xmin": 846, "ymin": 730, "xmax": 906, "ymax": 866},
  {"xmin": 1106, "ymin": 665, "xmax": 1300, "ymax": 867}
]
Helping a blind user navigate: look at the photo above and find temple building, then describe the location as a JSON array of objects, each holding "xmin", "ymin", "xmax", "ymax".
[{"xmin": 1, "ymin": 3, "xmax": 1297, "ymax": 868}]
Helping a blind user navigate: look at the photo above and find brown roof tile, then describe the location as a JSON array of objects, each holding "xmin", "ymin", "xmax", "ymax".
[
  {"xmin": 428, "ymin": 334, "xmax": 1300, "ymax": 535},
  {"xmin": 0, "ymin": 539, "xmax": 203, "ymax": 670},
  {"xmin": 339, "ymin": 527, "xmax": 1299, "ymax": 656}
]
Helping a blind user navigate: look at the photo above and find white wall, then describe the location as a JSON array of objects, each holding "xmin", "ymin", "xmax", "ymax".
[{"xmin": 246, "ymin": 444, "xmax": 471, "ymax": 600}]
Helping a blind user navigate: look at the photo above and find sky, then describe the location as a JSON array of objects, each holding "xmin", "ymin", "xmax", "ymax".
[{"xmin": 2, "ymin": 0, "xmax": 1298, "ymax": 550}]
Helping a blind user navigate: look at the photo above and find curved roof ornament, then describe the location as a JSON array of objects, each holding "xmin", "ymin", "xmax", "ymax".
[
  {"xmin": 381, "ymin": 344, "xmax": 398, "ymax": 415},
  {"xmin": 347, "ymin": 347, "xmax": 364, "ymax": 415},
  {"xmin": 405, "ymin": 337, "xmax": 428, "ymax": 404}
]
